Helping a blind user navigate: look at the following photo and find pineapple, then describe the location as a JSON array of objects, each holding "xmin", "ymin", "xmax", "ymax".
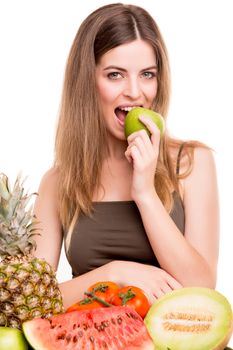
[{"xmin": 0, "ymin": 173, "xmax": 64, "ymax": 329}]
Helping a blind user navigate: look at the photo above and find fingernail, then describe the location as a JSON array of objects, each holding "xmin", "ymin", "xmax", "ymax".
[{"xmin": 139, "ymin": 115, "xmax": 146, "ymax": 121}]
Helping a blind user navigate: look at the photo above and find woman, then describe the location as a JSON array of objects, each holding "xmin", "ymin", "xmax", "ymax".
[{"xmin": 34, "ymin": 3, "xmax": 219, "ymax": 309}]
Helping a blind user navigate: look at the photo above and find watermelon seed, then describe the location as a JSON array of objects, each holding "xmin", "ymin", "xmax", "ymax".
[
  {"xmin": 57, "ymin": 332, "xmax": 66, "ymax": 340},
  {"xmin": 73, "ymin": 323, "xmax": 77, "ymax": 329},
  {"xmin": 66, "ymin": 334, "xmax": 71, "ymax": 342},
  {"xmin": 94, "ymin": 322, "xmax": 100, "ymax": 331},
  {"xmin": 103, "ymin": 320, "xmax": 110, "ymax": 327},
  {"xmin": 130, "ymin": 312, "xmax": 139, "ymax": 319},
  {"xmin": 90, "ymin": 336, "xmax": 95, "ymax": 342},
  {"xmin": 78, "ymin": 330, "xmax": 83, "ymax": 337},
  {"xmin": 117, "ymin": 317, "xmax": 122, "ymax": 324},
  {"xmin": 73, "ymin": 335, "xmax": 78, "ymax": 343},
  {"xmin": 83, "ymin": 323, "xmax": 88, "ymax": 330},
  {"xmin": 102, "ymin": 340, "xmax": 108, "ymax": 348},
  {"xmin": 94, "ymin": 322, "xmax": 101, "ymax": 331},
  {"xmin": 111, "ymin": 318, "xmax": 116, "ymax": 325}
]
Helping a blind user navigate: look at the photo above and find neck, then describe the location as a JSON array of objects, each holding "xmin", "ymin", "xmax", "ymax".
[{"xmin": 106, "ymin": 135, "xmax": 128, "ymax": 161}]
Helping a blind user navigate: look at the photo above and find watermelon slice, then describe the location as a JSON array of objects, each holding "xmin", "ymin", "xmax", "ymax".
[{"xmin": 23, "ymin": 305, "xmax": 154, "ymax": 349}]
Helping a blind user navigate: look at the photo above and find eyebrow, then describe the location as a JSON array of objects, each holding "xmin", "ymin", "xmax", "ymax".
[{"xmin": 103, "ymin": 65, "xmax": 157, "ymax": 72}]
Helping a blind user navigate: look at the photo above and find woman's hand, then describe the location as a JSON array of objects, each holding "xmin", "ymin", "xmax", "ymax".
[
  {"xmin": 124, "ymin": 115, "xmax": 161, "ymax": 200},
  {"xmin": 109, "ymin": 260, "xmax": 183, "ymax": 304}
]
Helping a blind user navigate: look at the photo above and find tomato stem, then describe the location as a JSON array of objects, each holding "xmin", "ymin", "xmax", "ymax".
[
  {"xmin": 84, "ymin": 292, "xmax": 113, "ymax": 307},
  {"xmin": 91, "ymin": 284, "xmax": 109, "ymax": 293},
  {"xmin": 119, "ymin": 288, "xmax": 136, "ymax": 305}
]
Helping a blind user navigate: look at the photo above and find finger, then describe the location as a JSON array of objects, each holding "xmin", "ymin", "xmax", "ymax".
[
  {"xmin": 144, "ymin": 291, "xmax": 156, "ymax": 306},
  {"xmin": 128, "ymin": 130, "xmax": 156, "ymax": 160},
  {"xmin": 130, "ymin": 135, "xmax": 148, "ymax": 158},
  {"xmin": 125, "ymin": 144, "xmax": 142, "ymax": 165},
  {"xmin": 130, "ymin": 144, "xmax": 144, "ymax": 164},
  {"xmin": 127, "ymin": 129, "xmax": 149, "ymax": 144},
  {"xmin": 135, "ymin": 129, "xmax": 155, "ymax": 153},
  {"xmin": 139, "ymin": 115, "xmax": 161, "ymax": 149},
  {"xmin": 138, "ymin": 115, "xmax": 160, "ymax": 135},
  {"xmin": 166, "ymin": 276, "xmax": 183, "ymax": 290},
  {"xmin": 124, "ymin": 149, "xmax": 132, "ymax": 163},
  {"xmin": 160, "ymin": 282, "xmax": 173, "ymax": 294},
  {"xmin": 152, "ymin": 288, "xmax": 165, "ymax": 299}
]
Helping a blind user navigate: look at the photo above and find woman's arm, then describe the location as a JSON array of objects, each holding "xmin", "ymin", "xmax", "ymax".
[
  {"xmin": 125, "ymin": 116, "xmax": 219, "ymax": 288},
  {"xmin": 135, "ymin": 146, "xmax": 219, "ymax": 288},
  {"xmin": 33, "ymin": 168, "xmax": 63, "ymax": 269}
]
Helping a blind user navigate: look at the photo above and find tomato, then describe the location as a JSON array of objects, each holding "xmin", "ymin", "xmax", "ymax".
[
  {"xmin": 66, "ymin": 298, "xmax": 103, "ymax": 312},
  {"xmin": 110, "ymin": 286, "xmax": 150, "ymax": 318},
  {"xmin": 66, "ymin": 281, "xmax": 120, "ymax": 313},
  {"xmin": 87, "ymin": 281, "xmax": 119, "ymax": 303}
]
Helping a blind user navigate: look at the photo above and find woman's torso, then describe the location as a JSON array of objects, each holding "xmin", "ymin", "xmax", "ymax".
[
  {"xmin": 65, "ymin": 198, "xmax": 185, "ymax": 277},
  {"xmin": 64, "ymin": 146, "xmax": 185, "ymax": 277}
]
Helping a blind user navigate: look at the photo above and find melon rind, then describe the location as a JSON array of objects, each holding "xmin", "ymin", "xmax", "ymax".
[{"xmin": 144, "ymin": 287, "xmax": 233, "ymax": 350}]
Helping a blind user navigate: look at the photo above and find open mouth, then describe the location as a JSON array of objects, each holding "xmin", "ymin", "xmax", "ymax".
[{"xmin": 114, "ymin": 106, "xmax": 142, "ymax": 125}]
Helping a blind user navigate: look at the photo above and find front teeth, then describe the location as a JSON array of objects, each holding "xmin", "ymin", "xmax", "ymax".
[{"xmin": 119, "ymin": 106, "xmax": 137, "ymax": 112}]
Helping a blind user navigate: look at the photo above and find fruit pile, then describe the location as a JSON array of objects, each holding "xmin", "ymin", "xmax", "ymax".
[{"xmin": 1, "ymin": 284, "xmax": 232, "ymax": 349}]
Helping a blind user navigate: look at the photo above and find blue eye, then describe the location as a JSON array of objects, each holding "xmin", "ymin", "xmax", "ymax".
[
  {"xmin": 107, "ymin": 72, "xmax": 122, "ymax": 80},
  {"xmin": 142, "ymin": 72, "xmax": 156, "ymax": 79}
]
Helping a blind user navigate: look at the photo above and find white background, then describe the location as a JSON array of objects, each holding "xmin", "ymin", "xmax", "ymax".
[{"xmin": 0, "ymin": 0, "xmax": 232, "ymax": 341}]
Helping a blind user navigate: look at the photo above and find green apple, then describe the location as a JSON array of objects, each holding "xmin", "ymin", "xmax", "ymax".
[
  {"xmin": 0, "ymin": 327, "xmax": 28, "ymax": 350},
  {"xmin": 124, "ymin": 107, "xmax": 165, "ymax": 138}
]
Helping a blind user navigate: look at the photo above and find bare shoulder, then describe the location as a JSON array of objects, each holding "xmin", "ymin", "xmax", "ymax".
[
  {"xmin": 169, "ymin": 143, "xmax": 217, "ymax": 199},
  {"xmin": 184, "ymin": 146, "xmax": 218, "ymax": 189},
  {"xmin": 191, "ymin": 146, "xmax": 216, "ymax": 175},
  {"xmin": 34, "ymin": 167, "xmax": 61, "ymax": 226},
  {"xmin": 171, "ymin": 142, "xmax": 216, "ymax": 174},
  {"xmin": 35, "ymin": 167, "xmax": 60, "ymax": 210},
  {"xmin": 38, "ymin": 167, "xmax": 59, "ymax": 193}
]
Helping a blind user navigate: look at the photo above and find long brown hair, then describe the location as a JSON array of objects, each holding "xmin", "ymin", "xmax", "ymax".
[{"xmin": 55, "ymin": 3, "xmax": 204, "ymax": 232}]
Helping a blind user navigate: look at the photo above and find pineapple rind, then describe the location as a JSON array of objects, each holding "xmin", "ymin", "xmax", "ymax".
[
  {"xmin": 0, "ymin": 174, "xmax": 64, "ymax": 329},
  {"xmin": 0, "ymin": 255, "xmax": 64, "ymax": 329}
]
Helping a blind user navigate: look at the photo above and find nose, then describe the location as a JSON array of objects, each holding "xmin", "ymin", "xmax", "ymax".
[{"xmin": 123, "ymin": 76, "xmax": 142, "ymax": 99}]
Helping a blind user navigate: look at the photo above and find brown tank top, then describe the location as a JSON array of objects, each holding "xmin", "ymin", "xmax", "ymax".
[{"xmin": 65, "ymin": 146, "xmax": 185, "ymax": 277}]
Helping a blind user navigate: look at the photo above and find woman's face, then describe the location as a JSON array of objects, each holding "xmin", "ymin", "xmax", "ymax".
[{"xmin": 95, "ymin": 39, "xmax": 158, "ymax": 140}]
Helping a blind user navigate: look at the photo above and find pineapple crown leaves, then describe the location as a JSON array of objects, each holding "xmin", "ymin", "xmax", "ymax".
[{"xmin": 0, "ymin": 173, "xmax": 41, "ymax": 259}]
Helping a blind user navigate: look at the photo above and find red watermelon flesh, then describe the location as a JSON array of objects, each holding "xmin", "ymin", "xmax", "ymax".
[{"xmin": 22, "ymin": 306, "xmax": 154, "ymax": 349}]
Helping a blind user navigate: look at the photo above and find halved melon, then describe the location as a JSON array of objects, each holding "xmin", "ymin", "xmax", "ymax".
[{"xmin": 144, "ymin": 287, "xmax": 233, "ymax": 350}]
